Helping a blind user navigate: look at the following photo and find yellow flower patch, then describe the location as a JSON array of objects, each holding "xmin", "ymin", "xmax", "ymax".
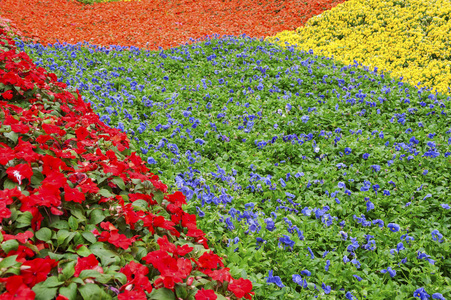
[{"xmin": 266, "ymin": 0, "xmax": 451, "ymax": 94}]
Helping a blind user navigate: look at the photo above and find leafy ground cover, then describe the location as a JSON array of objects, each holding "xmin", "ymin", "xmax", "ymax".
[
  {"xmin": 0, "ymin": 27, "xmax": 254, "ymax": 300},
  {"xmin": 0, "ymin": 0, "xmax": 346, "ymax": 49},
  {"xmin": 19, "ymin": 31, "xmax": 451, "ymax": 299},
  {"xmin": 267, "ymin": 0, "xmax": 451, "ymax": 94}
]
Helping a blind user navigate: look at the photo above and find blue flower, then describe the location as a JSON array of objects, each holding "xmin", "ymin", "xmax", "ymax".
[
  {"xmin": 325, "ymin": 260, "xmax": 330, "ymax": 271},
  {"xmin": 322, "ymin": 283, "xmax": 331, "ymax": 294},
  {"xmin": 194, "ymin": 138, "xmax": 205, "ymax": 145},
  {"xmin": 417, "ymin": 251, "xmax": 436, "ymax": 265},
  {"xmin": 381, "ymin": 266, "xmax": 396, "ymax": 278},
  {"xmin": 196, "ymin": 206, "xmax": 205, "ymax": 217},
  {"xmin": 432, "ymin": 293, "xmax": 446, "ymax": 300},
  {"xmin": 353, "ymin": 275, "xmax": 362, "ymax": 281},
  {"xmin": 441, "ymin": 204, "xmax": 450, "ymax": 209},
  {"xmin": 301, "ymin": 115, "xmax": 309, "ymax": 123},
  {"xmin": 265, "ymin": 218, "xmax": 275, "ymax": 231},
  {"xmin": 366, "ymin": 201, "xmax": 375, "ymax": 212},
  {"xmin": 345, "ymin": 291, "xmax": 357, "ymax": 300},
  {"xmin": 362, "ymin": 153, "xmax": 370, "ymax": 159},
  {"xmin": 279, "ymin": 235, "xmax": 295, "ymax": 250},
  {"xmin": 344, "ymin": 147, "xmax": 352, "ymax": 155},
  {"xmin": 300, "ymin": 270, "xmax": 311, "ymax": 276},
  {"xmin": 413, "ymin": 287, "xmax": 430, "ymax": 299},
  {"xmin": 292, "ymin": 274, "xmax": 307, "ymax": 288},
  {"xmin": 338, "ymin": 181, "xmax": 346, "ymax": 188},
  {"xmin": 431, "ymin": 230, "xmax": 444, "ymax": 243},
  {"xmin": 388, "ymin": 223, "xmax": 400, "ymax": 232},
  {"xmin": 147, "ymin": 157, "xmax": 157, "ymax": 164},
  {"xmin": 266, "ymin": 270, "xmax": 285, "ymax": 288}
]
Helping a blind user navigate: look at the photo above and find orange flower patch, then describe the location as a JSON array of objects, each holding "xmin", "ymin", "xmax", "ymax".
[{"xmin": 0, "ymin": 0, "xmax": 346, "ymax": 49}]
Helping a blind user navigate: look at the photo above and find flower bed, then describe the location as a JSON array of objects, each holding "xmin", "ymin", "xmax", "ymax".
[
  {"xmin": 266, "ymin": 0, "xmax": 451, "ymax": 94},
  {"xmin": 0, "ymin": 27, "xmax": 253, "ymax": 300},
  {"xmin": 0, "ymin": 0, "xmax": 346, "ymax": 49},
  {"xmin": 19, "ymin": 33, "xmax": 451, "ymax": 299}
]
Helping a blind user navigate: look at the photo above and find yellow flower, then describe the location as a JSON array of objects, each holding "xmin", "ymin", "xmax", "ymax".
[{"xmin": 266, "ymin": 0, "xmax": 451, "ymax": 94}]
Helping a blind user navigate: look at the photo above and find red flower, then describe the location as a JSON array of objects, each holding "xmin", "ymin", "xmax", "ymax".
[
  {"xmin": 165, "ymin": 191, "xmax": 187, "ymax": 207},
  {"xmin": 10, "ymin": 122, "xmax": 30, "ymax": 134},
  {"xmin": 63, "ymin": 185, "xmax": 85, "ymax": 203},
  {"xmin": 0, "ymin": 276, "xmax": 35, "ymax": 300},
  {"xmin": 118, "ymin": 290, "xmax": 146, "ymax": 300},
  {"xmin": 6, "ymin": 163, "xmax": 33, "ymax": 184},
  {"xmin": 56, "ymin": 296, "xmax": 69, "ymax": 300},
  {"xmin": 120, "ymin": 261, "xmax": 148, "ymax": 281},
  {"xmin": 21, "ymin": 258, "xmax": 57, "ymax": 287},
  {"xmin": 78, "ymin": 178, "xmax": 99, "ymax": 194},
  {"xmin": 42, "ymin": 123, "xmax": 66, "ymax": 136},
  {"xmin": 196, "ymin": 252, "xmax": 224, "ymax": 270},
  {"xmin": 2, "ymin": 230, "xmax": 33, "ymax": 243},
  {"xmin": 0, "ymin": 144, "xmax": 15, "ymax": 165},
  {"xmin": 14, "ymin": 137, "xmax": 39, "ymax": 162},
  {"xmin": 74, "ymin": 254, "xmax": 102, "ymax": 277},
  {"xmin": 1, "ymin": 90, "xmax": 13, "ymax": 100},
  {"xmin": 228, "ymin": 278, "xmax": 254, "ymax": 299},
  {"xmin": 195, "ymin": 288, "xmax": 217, "ymax": 300},
  {"xmin": 206, "ymin": 268, "xmax": 232, "ymax": 283}
]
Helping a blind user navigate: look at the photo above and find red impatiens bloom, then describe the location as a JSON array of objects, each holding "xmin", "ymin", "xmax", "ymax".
[
  {"xmin": 118, "ymin": 290, "xmax": 146, "ymax": 300},
  {"xmin": 1, "ymin": 90, "xmax": 13, "ymax": 100},
  {"xmin": 165, "ymin": 191, "xmax": 187, "ymax": 207},
  {"xmin": 2, "ymin": 230, "xmax": 33, "ymax": 243},
  {"xmin": 196, "ymin": 252, "xmax": 224, "ymax": 270},
  {"xmin": 42, "ymin": 122, "xmax": 66, "ymax": 136},
  {"xmin": 14, "ymin": 137, "xmax": 39, "ymax": 162},
  {"xmin": 21, "ymin": 257, "xmax": 58, "ymax": 287},
  {"xmin": 98, "ymin": 222, "xmax": 138, "ymax": 250},
  {"xmin": 6, "ymin": 245, "xmax": 35, "ymax": 262},
  {"xmin": 63, "ymin": 185, "xmax": 85, "ymax": 203},
  {"xmin": 228, "ymin": 278, "xmax": 254, "ymax": 299},
  {"xmin": 6, "ymin": 163, "xmax": 33, "ymax": 185},
  {"xmin": 74, "ymin": 254, "xmax": 103, "ymax": 277},
  {"xmin": 0, "ymin": 143, "xmax": 15, "ymax": 165},
  {"xmin": 204, "ymin": 267, "xmax": 232, "ymax": 283},
  {"xmin": 195, "ymin": 288, "xmax": 217, "ymax": 300},
  {"xmin": 121, "ymin": 273, "xmax": 153, "ymax": 294},
  {"xmin": 78, "ymin": 178, "xmax": 99, "ymax": 194},
  {"xmin": 0, "ymin": 276, "xmax": 35, "ymax": 300}
]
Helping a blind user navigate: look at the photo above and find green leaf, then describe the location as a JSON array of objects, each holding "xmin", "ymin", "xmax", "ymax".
[
  {"xmin": 57, "ymin": 230, "xmax": 71, "ymax": 246},
  {"xmin": 0, "ymin": 255, "xmax": 19, "ymax": 269},
  {"xmin": 89, "ymin": 209, "xmax": 105, "ymax": 224},
  {"xmin": 175, "ymin": 284, "xmax": 188, "ymax": 299},
  {"xmin": 32, "ymin": 277, "xmax": 63, "ymax": 300},
  {"xmin": 71, "ymin": 206, "xmax": 87, "ymax": 222},
  {"xmin": 16, "ymin": 211, "xmax": 33, "ymax": 227},
  {"xmin": 59, "ymin": 282, "xmax": 78, "ymax": 300},
  {"xmin": 76, "ymin": 245, "xmax": 92, "ymax": 257},
  {"xmin": 50, "ymin": 219, "xmax": 69, "ymax": 230},
  {"xmin": 112, "ymin": 177, "xmax": 126, "ymax": 190},
  {"xmin": 154, "ymin": 190, "xmax": 164, "ymax": 205},
  {"xmin": 30, "ymin": 171, "xmax": 45, "ymax": 186},
  {"xmin": 3, "ymin": 178, "xmax": 18, "ymax": 190},
  {"xmin": 61, "ymin": 261, "xmax": 76, "ymax": 280},
  {"xmin": 89, "ymin": 242, "xmax": 118, "ymax": 266},
  {"xmin": 79, "ymin": 283, "xmax": 111, "ymax": 300},
  {"xmin": 68, "ymin": 216, "xmax": 79, "ymax": 231},
  {"xmin": 4, "ymin": 131, "xmax": 18, "ymax": 143},
  {"xmin": 148, "ymin": 287, "xmax": 176, "ymax": 300},
  {"xmin": 1, "ymin": 239, "xmax": 19, "ymax": 253},
  {"xmin": 35, "ymin": 227, "xmax": 53, "ymax": 242},
  {"xmin": 82, "ymin": 231, "xmax": 97, "ymax": 244},
  {"xmin": 98, "ymin": 189, "xmax": 114, "ymax": 198}
]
